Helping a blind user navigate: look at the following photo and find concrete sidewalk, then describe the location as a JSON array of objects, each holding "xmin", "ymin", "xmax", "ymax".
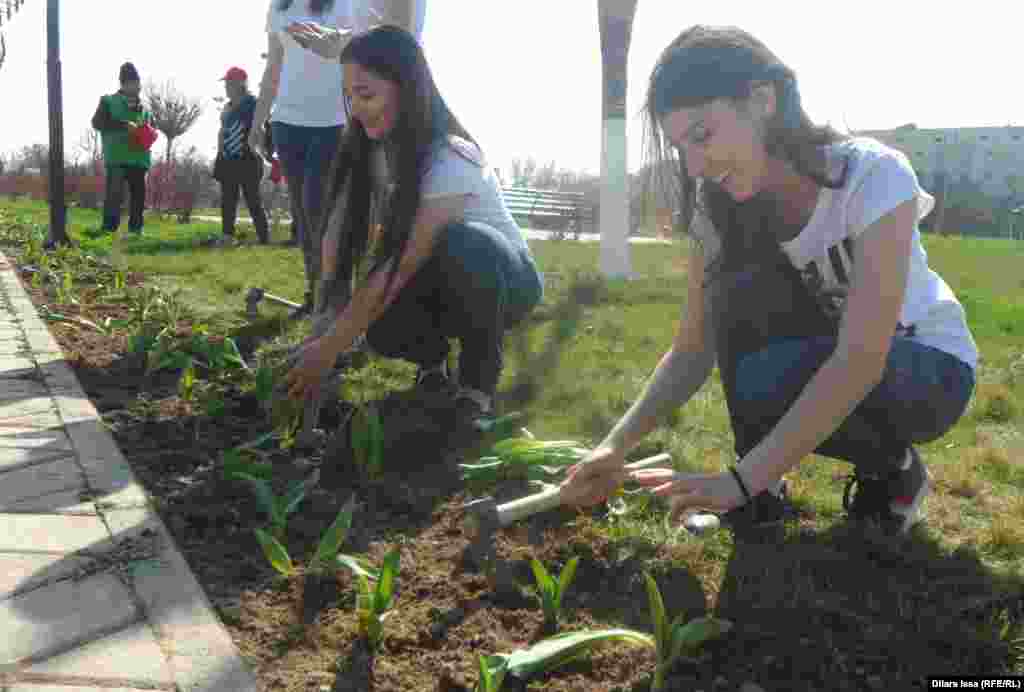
[{"xmin": 0, "ymin": 253, "xmax": 260, "ymax": 691}]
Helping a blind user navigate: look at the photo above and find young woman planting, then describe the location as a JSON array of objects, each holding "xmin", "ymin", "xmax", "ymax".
[
  {"xmin": 284, "ymin": 25, "xmax": 543, "ymax": 433},
  {"xmin": 561, "ymin": 25, "xmax": 978, "ymax": 536}
]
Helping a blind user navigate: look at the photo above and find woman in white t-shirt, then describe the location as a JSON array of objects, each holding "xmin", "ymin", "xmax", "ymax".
[
  {"xmin": 284, "ymin": 26, "xmax": 543, "ymax": 435},
  {"xmin": 249, "ymin": 1, "xmax": 425, "ymax": 317},
  {"xmin": 561, "ymin": 25, "xmax": 978, "ymax": 537}
]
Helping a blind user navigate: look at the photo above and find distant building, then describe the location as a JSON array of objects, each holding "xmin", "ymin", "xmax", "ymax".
[{"xmin": 857, "ymin": 124, "xmax": 1024, "ymax": 201}]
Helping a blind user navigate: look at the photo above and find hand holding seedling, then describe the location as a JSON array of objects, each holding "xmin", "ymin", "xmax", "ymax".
[
  {"xmin": 631, "ymin": 468, "xmax": 746, "ymax": 519},
  {"xmin": 285, "ymin": 336, "xmax": 338, "ymax": 402},
  {"xmin": 559, "ymin": 446, "xmax": 628, "ymax": 508}
]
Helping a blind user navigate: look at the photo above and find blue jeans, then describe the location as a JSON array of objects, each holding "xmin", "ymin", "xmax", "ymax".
[
  {"xmin": 730, "ymin": 337, "xmax": 975, "ymax": 474},
  {"xmin": 367, "ymin": 221, "xmax": 543, "ymax": 396},
  {"xmin": 270, "ymin": 121, "xmax": 342, "ymax": 296},
  {"xmin": 711, "ymin": 248, "xmax": 975, "ymax": 474}
]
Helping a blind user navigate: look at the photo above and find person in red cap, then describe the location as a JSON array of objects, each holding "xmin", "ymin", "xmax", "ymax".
[{"xmin": 213, "ymin": 66, "xmax": 270, "ymax": 245}]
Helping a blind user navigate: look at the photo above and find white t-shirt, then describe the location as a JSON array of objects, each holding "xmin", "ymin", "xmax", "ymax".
[
  {"xmin": 266, "ymin": 1, "xmax": 427, "ymax": 128},
  {"xmin": 692, "ymin": 136, "xmax": 979, "ymax": 370},
  {"xmin": 372, "ymin": 136, "xmax": 530, "ymax": 252}
]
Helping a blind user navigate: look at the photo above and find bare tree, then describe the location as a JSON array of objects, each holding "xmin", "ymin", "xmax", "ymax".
[
  {"xmin": 15, "ymin": 143, "xmax": 50, "ymax": 175},
  {"xmin": 77, "ymin": 128, "xmax": 102, "ymax": 170},
  {"xmin": 0, "ymin": 0, "xmax": 29, "ymax": 73},
  {"xmin": 144, "ymin": 79, "xmax": 203, "ymax": 165}
]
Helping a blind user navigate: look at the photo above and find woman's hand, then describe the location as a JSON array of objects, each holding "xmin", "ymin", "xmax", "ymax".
[
  {"xmin": 247, "ymin": 128, "xmax": 265, "ymax": 160},
  {"xmin": 630, "ymin": 469, "xmax": 747, "ymax": 520},
  {"xmin": 560, "ymin": 446, "xmax": 628, "ymax": 507},
  {"xmin": 285, "ymin": 336, "xmax": 339, "ymax": 401},
  {"xmin": 286, "ymin": 21, "xmax": 350, "ymax": 60}
]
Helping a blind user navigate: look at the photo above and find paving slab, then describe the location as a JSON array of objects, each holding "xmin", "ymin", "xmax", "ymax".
[
  {"xmin": 0, "ymin": 514, "xmax": 109, "ymax": 554},
  {"xmin": 8, "ymin": 685, "xmax": 162, "ymax": 692},
  {"xmin": 24, "ymin": 621, "xmax": 174, "ymax": 684},
  {"xmin": 0, "ymin": 381, "xmax": 50, "ymax": 400},
  {"xmin": 0, "ymin": 355, "xmax": 37, "ymax": 373},
  {"xmin": 0, "ymin": 398, "xmax": 57, "ymax": 422},
  {"xmin": 0, "ymin": 444, "xmax": 77, "ymax": 474},
  {"xmin": 0, "ymin": 572, "xmax": 139, "ymax": 668},
  {"xmin": 2, "ymin": 488, "xmax": 98, "ymax": 515},
  {"xmin": 0, "ymin": 426, "xmax": 72, "ymax": 450},
  {"xmin": 0, "ymin": 340, "xmax": 29, "ymax": 355},
  {"xmin": 0, "ymin": 412, "xmax": 63, "ymax": 430},
  {"xmin": 0, "ymin": 553, "xmax": 93, "ymax": 601},
  {"xmin": 0, "ymin": 458, "xmax": 85, "ymax": 512}
]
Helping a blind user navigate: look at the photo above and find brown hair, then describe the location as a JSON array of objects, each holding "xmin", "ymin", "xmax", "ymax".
[{"xmin": 642, "ymin": 25, "xmax": 849, "ymax": 276}]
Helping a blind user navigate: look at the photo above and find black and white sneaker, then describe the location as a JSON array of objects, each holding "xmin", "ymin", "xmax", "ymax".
[
  {"xmin": 684, "ymin": 481, "xmax": 800, "ymax": 536},
  {"xmin": 843, "ymin": 447, "xmax": 930, "ymax": 535},
  {"xmin": 415, "ymin": 360, "xmax": 451, "ymax": 393},
  {"xmin": 451, "ymin": 387, "xmax": 496, "ymax": 436}
]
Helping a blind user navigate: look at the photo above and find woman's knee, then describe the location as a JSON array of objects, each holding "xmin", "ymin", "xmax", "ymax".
[
  {"xmin": 731, "ymin": 338, "xmax": 834, "ymax": 422},
  {"xmin": 435, "ymin": 222, "xmax": 507, "ymax": 289}
]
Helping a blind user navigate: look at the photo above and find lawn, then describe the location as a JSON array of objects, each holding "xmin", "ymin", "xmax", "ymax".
[{"xmin": 2, "ymin": 197, "xmax": 1023, "ymax": 691}]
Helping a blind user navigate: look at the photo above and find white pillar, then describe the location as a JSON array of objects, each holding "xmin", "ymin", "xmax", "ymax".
[
  {"xmin": 598, "ymin": 0, "xmax": 637, "ymax": 280},
  {"xmin": 600, "ymin": 117, "xmax": 633, "ymax": 279}
]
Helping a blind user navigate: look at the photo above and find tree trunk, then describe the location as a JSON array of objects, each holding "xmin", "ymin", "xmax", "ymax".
[
  {"xmin": 597, "ymin": 0, "xmax": 637, "ymax": 280},
  {"xmin": 45, "ymin": 0, "xmax": 69, "ymax": 248},
  {"xmin": 165, "ymin": 137, "xmax": 175, "ymax": 166}
]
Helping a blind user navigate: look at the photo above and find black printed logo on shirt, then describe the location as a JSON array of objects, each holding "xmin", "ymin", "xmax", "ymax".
[{"xmin": 798, "ymin": 237, "xmax": 855, "ymax": 322}]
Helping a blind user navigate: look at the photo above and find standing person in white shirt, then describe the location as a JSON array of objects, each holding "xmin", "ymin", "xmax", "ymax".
[
  {"xmin": 283, "ymin": 26, "xmax": 543, "ymax": 438},
  {"xmin": 560, "ymin": 25, "xmax": 978, "ymax": 538},
  {"xmin": 249, "ymin": 1, "xmax": 425, "ymax": 318}
]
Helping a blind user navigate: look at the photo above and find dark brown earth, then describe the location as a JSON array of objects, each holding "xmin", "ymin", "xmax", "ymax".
[{"xmin": 11, "ymin": 259, "xmax": 1024, "ymax": 692}]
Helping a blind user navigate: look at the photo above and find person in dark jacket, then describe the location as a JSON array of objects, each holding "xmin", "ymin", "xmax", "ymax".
[
  {"xmin": 214, "ymin": 66, "xmax": 270, "ymax": 245},
  {"xmin": 91, "ymin": 62, "xmax": 153, "ymax": 234}
]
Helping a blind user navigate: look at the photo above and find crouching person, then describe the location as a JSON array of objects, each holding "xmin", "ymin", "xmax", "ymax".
[{"xmin": 285, "ymin": 25, "xmax": 542, "ymax": 435}]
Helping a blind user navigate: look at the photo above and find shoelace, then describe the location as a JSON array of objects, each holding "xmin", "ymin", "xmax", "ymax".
[{"xmin": 842, "ymin": 472, "xmax": 892, "ymax": 519}]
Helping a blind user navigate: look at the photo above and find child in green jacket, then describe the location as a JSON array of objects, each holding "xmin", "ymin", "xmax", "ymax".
[{"xmin": 91, "ymin": 62, "xmax": 153, "ymax": 234}]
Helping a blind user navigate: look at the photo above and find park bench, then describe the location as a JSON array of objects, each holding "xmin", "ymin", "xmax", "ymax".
[{"xmin": 501, "ymin": 186, "xmax": 596, "ymax": 235}]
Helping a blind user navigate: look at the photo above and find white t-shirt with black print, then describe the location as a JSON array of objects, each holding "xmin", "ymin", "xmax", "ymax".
[
  {"xmin": 691, "ymin": 136, "xmax": 979, "ymax": 370},
  {"xmin": 372, "ymin": 136, "xmax": 530, "ymax": 252}
]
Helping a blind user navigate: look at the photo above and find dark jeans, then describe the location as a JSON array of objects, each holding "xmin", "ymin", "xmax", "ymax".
[
  {"xmin": 271, "ymin": 121, "xmax": 342, "ymax": 298},
  {"xmin": 102, "ymin": 165, "xmax": 147, "ymax": 232},
  {"xmin": 731, "ymin": 337, "xmax": 975, "ymax": 474},
  {"xmin": 219, "ymin": 157, "xmax": 269, "ymax": 242},
  {"xmin": 367, "ymin": 221, "xmax": 544, "ymax": 397},
  {"xmin": 713, "ymin": 251, "xmax": 975, "ymax": 475}
]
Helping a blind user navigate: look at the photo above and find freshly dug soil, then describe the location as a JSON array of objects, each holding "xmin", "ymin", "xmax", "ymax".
[{"xmin": 12, "ymin": 261, "xmax": 1023, "ymax": 692}]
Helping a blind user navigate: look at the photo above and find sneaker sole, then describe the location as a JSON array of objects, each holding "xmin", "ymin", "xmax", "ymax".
[{"xmin": 892, "ymin": 468, "xmax": 931, "ymax": 535}]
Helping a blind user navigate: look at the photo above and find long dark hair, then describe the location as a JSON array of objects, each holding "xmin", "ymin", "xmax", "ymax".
[
  {"xmin": 642, "ymin": 25, "xmax": 849, "ymax": 277},
  {"xmin": 276, "ymin": 0, "xmax": 334, "ymax": 13},
  {"xmin": 320, "ymin": 25, "xmax": 477, "ymax": 303}
]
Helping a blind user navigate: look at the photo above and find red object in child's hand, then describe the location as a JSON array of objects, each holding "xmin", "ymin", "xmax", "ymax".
[
  {"xmin": 270, "ymin": 158, "xmax": 284, "ymax": 184},
  {"xmin": 132, "ymin": 123, "xmax": 158, "ymax": 151}
]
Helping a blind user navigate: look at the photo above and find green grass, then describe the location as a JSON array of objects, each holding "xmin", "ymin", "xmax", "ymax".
[{"xmin": 5, "ymin": 197, "xmax": 1024, "ymax": 672}]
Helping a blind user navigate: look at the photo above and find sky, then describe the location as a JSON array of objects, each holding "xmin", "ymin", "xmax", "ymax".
[{"xmin": 1, "ymin": 1, "xmax": 1022, "ymax": 177}]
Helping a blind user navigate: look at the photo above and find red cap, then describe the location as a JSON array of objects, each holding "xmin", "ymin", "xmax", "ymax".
[{"xmin": 220, "ymin": 66, "xmax": 248, "ymax": 82}]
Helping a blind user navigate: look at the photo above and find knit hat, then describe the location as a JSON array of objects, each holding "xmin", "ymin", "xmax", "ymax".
[{"xmin": 119, "ymin": 62, "xmax": 140, "ymax": 84}]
